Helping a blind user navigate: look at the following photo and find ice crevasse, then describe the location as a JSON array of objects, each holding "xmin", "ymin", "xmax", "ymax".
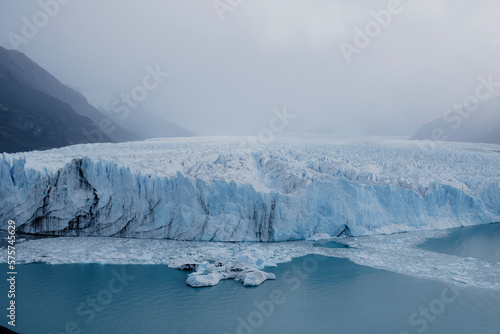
[{"xmin": 0, "ymin": 137, "xmax": 499, "ymax": 241}]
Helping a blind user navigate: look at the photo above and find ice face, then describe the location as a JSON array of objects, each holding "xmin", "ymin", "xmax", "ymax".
[{"xmin": 1, "ymin": 137, "xmax": 499, "ymax": 241}]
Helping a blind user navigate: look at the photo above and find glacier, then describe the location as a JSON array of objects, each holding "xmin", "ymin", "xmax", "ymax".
[{"xmin": 1, "ymin": 136, "xmax": 499, "ymax": 241}]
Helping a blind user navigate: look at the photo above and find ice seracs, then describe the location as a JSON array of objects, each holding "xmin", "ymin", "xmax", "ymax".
[{"xmin": 1, "ymin": 136, "xmax": 499, "ymax": 241}]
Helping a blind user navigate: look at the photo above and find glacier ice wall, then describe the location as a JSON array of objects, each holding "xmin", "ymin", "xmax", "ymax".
[{"xmin": 1, "ymin": 137, "xmax": 499, "ymax": 241}]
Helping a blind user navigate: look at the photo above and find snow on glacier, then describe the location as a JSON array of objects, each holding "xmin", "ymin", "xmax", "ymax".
[{"xmin": 1, "ymin": 136, "xmax": 500, "ymax": 241}]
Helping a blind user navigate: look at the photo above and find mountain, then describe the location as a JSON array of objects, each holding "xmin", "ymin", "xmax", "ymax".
[
  {"xmin": 0, "ymin": 46, "xmax": 139, "ymax": 145},
  {"xmin": 103, "ymin": 104, "xmax": 194, "ymax": 139},
  {"xmin": 0, "ymin": 76, "xmax": 107, "ymax": 153},
  {"xmin": 411, "ymin": 95, "xmax": 500, "ymax": 144},
  {"xmin": 0, "ymin": 46, "xmax": 193, "ymax": 153},
  {"xmin": 1, "ymin": 137, "xmax": 498, "ymax": 241}
]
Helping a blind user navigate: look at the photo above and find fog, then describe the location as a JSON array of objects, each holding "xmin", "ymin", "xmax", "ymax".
[{"xmin": 1, "ymin": 0, "xmax": 499, "ymax": 136}]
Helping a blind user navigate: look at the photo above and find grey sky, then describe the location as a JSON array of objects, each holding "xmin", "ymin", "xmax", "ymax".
[{"xmin": 1, "ymin": 0, "xmax": 499, "ymax": 136}]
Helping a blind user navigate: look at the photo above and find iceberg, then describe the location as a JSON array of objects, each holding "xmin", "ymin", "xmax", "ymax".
[
  {"xmin": 185, "ymin": 253, "xmax": 277, "ymax": 288},
  {"xmin": 1, "ymin": 136, "xmax": 499, "ymax": 241},
  {"xmin": 186, "ymin": 262, "xmax": 223, "ymax": 287},
  {"xmin": 241, "ymin": 271, "xmax": 276, "ymax": 287}
]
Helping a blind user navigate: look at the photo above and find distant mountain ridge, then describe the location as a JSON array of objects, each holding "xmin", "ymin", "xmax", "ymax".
[
  {"xmin": 0, "ymin": 46, "xmax": 194, "ymax": 153},
  {"xmin": 0, "ymin": 46, "xmax": 138, "ymax": 144},
  {"xmin": 0, "ymin": 76, "xmax": 102, "ymax": 153},
  {"xmin": 411, "ymin": 95, "xmax": 500, "ymax": 145},
  {"xmin": 104, "ymin": 104, "xmax": 194, "ymax": 139}
]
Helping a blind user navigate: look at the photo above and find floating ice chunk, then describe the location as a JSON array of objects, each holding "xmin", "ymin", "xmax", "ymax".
[
  {"xmin": 186, "ymin": 261, "xmax": 222, "ymax": 287},
  {"xmin": 8, "ymin": 228, "xmax": 500, "ymax": 290},
  {"xmin": 240, "ymin": 271, "xmax": 276, "ymax": 286},
  {"xmin": 308, "ymin": 233, "xmax": 332, "ymax": 241},
  {"xmin": 170, "ymin": 257, "xmax": 199, "ymax": 271},
  {"xmin": 186, "ymin": 273, "xmax": 222, "ymax": 287},
  {"xmin": 235, "ymin": 247, "xmax": 274, "ymax": 270},
  {"xmin": 185, "ymin": 249, "xmax": 277, "ymax": 287},
  {"xmin": 189, "ymin": 261, "xmax": 212, "ymax": 275}
]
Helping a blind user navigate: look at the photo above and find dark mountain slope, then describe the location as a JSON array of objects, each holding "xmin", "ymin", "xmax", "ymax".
[
  {"xmin": 0, "ymin": 76, "xmax": 104, "ymax": 153},
  {"xmin": 0, "ymin": 46, "xmax": 139, "ymax": 143}
]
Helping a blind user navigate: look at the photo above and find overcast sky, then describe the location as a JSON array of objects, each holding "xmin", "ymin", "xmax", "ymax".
[{"xmin": 1, "ymin": 0, "xmax": 499, "ymax": 136}]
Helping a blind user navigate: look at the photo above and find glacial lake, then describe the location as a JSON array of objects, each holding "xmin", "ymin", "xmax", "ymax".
[
  {"xmin": 419, "ymin": 223, "xmax": 500, "ymax": 264},
  {"xmin": 2, "ymin": 224, "xmax": 500, "ymax": 334}
]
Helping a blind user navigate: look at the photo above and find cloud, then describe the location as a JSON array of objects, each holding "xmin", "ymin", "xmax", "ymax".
[{"xmin": 1, "ymin": 0, "xmax": 499, "ymax": 136}]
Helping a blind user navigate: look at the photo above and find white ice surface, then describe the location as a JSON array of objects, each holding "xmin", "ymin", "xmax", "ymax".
[
  {"xmin": 185, "ymin": 258, "xmax": 276, "ymax": 287},
  {"xmin": 4, "ymin": 136, "xmax": 500, "ymax": 196},
  {"xmin": 2, "ymin": 136, "xmax": 500, "ymax": 241}
]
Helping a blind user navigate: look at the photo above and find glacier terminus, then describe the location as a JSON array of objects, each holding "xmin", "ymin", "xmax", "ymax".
[{"xmin": 1, "ymin": 136, "xmax": 499, "ymax": 242}]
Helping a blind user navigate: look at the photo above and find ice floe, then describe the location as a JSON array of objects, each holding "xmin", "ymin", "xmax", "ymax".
[{"xmin": 5, "ymin": 227, "xmax": 500, "ymax": 289}]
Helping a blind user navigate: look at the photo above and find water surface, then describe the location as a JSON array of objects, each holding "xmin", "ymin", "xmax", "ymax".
[{"xmin": 419, "ymin": 223, "xmax": 500, "ymax": 264}]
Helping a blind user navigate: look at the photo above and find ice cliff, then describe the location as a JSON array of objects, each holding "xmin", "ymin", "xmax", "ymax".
[{"xmin": 1, "ymin": 137, "xmax": 499, "ymax": 241}]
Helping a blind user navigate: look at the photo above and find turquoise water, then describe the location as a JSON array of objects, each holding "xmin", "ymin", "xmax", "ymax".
[
  {"xmin": 2, "ymin": 225, "xmax": 500, "ymax": 334},
  {"xmin": 419, "ymin": 223, "xmax": 500, "ymax": 264},
  {"xmin": 313, "ymin": 241, "xmax": 350, "ymax": 249}
]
